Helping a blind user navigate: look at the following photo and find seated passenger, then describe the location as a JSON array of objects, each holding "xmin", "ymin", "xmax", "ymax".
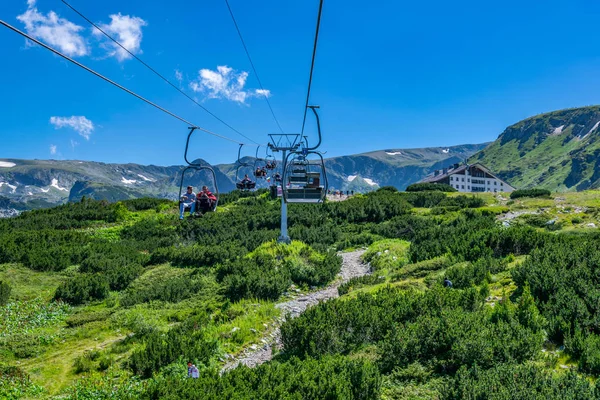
[
  {"xmin": 197, "ymin": 185, "xmax": 217, "ymax": 213},
  {"xmin": 179, "ymin": 186, "xmax": 196, "ymax": 219}
]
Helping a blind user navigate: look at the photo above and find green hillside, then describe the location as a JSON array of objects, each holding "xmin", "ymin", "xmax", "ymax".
[
  {"xmin": 3, "ymin": 190, "xmax": 600, "ymax": 398},
  {"xmin": 471, "ymin": 105, "xmax": 600, "ymax": 191}
]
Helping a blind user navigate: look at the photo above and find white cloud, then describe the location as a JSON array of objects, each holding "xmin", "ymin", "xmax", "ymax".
[
  {"xmin": 70, "ymin": 139, "xmax": 79, "ymax": 150},
  {"xmin": 49, "ymin": 144, "xmax": 57, "ymax": 155},
  {"xmin": 50, "ymin": 116, "xmax": 94, "ymax": 140},
  {"xmin": 94, "ymin": 13, "xmax": 147, "ymax": 61},
  {"xmin": 175, "ymin": 69, "xmax": 183, "ymax": 83},
  {"xmin": 255, "ymin": 89, "xmax": 271, "ymax": 98},
  {"xmin": 189, "ymin": 65, "xmax": 269, "ymax": 104},
  {"xmin": 17, "ymin": 1, "xmax": 89, "ymax": 57}
]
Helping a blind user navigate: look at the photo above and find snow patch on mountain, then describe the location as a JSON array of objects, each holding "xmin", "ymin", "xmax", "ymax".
[
  {"xmin": 386, "ymin": 151, "xmax": 402, "ymax": 155},
  {"xmin": 552, "ymin": 125, "xmax": 565, "ymax": 135},
  {"xmin": 0, "ymin": 161, "xmax": 16, "ymax": 168},
  {"xmin": 363, "ymin": 178, "xmax": 378, "ymax": 186},
  {"xmin": 51, "ymin": 178, "xmax": 69, "ymax": 192},
  {"xmin": 41, "ymin": 188, "xmax": 49, "ymax": 193},
  {"xmin": 0, "ymin": 182, "xmax": 17, "ymax": 193},
  {"xmin": 347, "ymin": 175, "xmax": 357, "ymax": 182},
  {"xmin": 121, "ymin": 177, "xmax": 137, "ymax": 184},
  {"xmin": 137, "ymin": 174, "xmax": 155, "ymax": 182},
  {"xmin": 442, "ymin": 148, "xmax": 450, "ymax": 154}
]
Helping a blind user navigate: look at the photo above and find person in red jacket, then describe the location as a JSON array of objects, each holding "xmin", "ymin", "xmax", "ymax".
[{"xmin": 197, "ymin": 185, "xmax": 217, "ymax": 214}]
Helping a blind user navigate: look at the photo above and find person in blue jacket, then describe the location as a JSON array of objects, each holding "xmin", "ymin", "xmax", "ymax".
[{"xmin": 180, "ymin": 186, "xmax": 196, "ymax": 219}]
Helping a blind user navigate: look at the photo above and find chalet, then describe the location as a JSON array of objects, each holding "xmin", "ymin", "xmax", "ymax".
[{"xmin": 419, "ymin": 163, "xmax": 515, "ymax": 193}]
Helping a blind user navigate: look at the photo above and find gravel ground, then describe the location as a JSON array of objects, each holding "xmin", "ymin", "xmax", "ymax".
[{"xmin": 221, "ymin": 250, "xmax": 370, "ymax": 372}]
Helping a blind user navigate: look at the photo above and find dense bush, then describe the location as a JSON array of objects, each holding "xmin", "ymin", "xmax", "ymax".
[
  {"xmin": 54, "ymin": 274, "xmax": 110, "ymax": 305},
  {"xmin": 512, "ymin": 236, "xmax": 600, "ymax": 343},
  {"xmin": 281, "ymin": 285, "xmax": 544, "ymax": 375},
  {"xmin": 406, "ymin": 183, "xmax": 457, "ymax": 192},
  {"xmin": 121, "ymin": 274, "xmax": 212, "ymax": 307},
  {"xmin": 129, "ymin": 316, "xmax": 218, "ymax": 378},
  {"xmin": 0, "ymin": 281, "xmax": 11, "ymax": 306},
  {"xmin": 445, "ymin": 363, "xmax": 597, "ymax": 399},
  {"xmin": 150, "ymin": 244, "xmax": 246, "ymax": 268},
  {"xmin": 122, "ymin": 197, "xmax": 173, "ymax": 212},
  {"xmin": 510, "ymin": 188, "xmax": 552, "ymax": 199},
  {"xmin": 141, "ymin": 356, "xmax": 381, "ymax": 400},
  {"xmin": 338, "ymin": 275, "xmax": 385, "ymax": 295}
]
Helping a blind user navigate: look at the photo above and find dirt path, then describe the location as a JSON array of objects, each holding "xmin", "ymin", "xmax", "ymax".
[{"xmin": 221, "ymin": 250, "xmax": 370, "ymax": 372}]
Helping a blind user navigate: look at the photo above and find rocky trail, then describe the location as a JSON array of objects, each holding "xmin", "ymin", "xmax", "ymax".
[{"xmin": 222, "ymin": 250, "xmax": 370, "ymax": 372}]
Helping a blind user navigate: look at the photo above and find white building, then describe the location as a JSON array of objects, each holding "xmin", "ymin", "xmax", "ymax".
[{"xmin": 419, "ymin": 163, "xmax": 515, "ymax": 193}]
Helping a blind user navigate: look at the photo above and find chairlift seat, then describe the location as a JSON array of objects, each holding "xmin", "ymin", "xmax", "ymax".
[{"xmin": 286, "ymin": 187, "xmax": 323, "ymax": 203}]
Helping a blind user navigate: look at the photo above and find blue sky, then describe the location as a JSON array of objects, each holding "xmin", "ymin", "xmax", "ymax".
[{"xmin": 2, "ymin": 0, "xmax": 600, "ymax": 166}]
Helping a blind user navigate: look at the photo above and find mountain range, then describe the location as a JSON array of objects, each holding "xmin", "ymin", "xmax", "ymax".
[
  {"xmin": 3, "ymin": 105, "xmax": 600, "ymax": 215},
  {"xmin": 0, "ymin": 143, "xmax": 486, "ymax": 214}
]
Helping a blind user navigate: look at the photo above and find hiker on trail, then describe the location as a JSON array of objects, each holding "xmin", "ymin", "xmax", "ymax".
[
  {"xmin": 180, "ymin": 186, "xmax": 196, "ymax": 219},
  {"xmin": 187, "ymin": 362, "xmax": 199, "ymax": 378},
  {"xmin": 444, "ymin": 278, "xmax": 453, "ymax": 288}
]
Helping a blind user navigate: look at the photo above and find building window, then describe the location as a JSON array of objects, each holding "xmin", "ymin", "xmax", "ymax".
[
  {"xmin": 462, "ymin": 185, "xmax": 465, "ymax": 189},
  {"xmin": 450, "ymin": 176, "xmax": 453, "ymax": 181},
  {"xmin": 462, "ymin": 178, "xmax": 465, "ymax": 182},
  {"xmin": 467, "ymin": 178, "xmax": 470, "ymax": 183},
  {"xmin": 501, "ymin": 182, "xmax": 503, "ymax": 186},
  {"xmin": 467, "ymin": 186, "xmax": 470, "ymax": 190},
  {"xmin": 494, "ymin": 181, "xmax": 497, "ymax": 185},
  {"xmin": 487, "ymin": 180, "xmax": 490, "ymax": 185}
]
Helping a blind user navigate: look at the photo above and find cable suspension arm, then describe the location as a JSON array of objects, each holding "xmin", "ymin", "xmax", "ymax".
[{"xmin": 300, "ymin": 0, "xmax": 324, "ymax": 135}]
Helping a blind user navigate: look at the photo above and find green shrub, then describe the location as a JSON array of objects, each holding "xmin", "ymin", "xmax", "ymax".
[
  {"xmin": 0, "ymin": 365, "xmax": 45, "ymax": 399},
  {"xmin": 406, "ymin": 183, "xmax": 457, "ymax": 192},
  {"xmin": 338, "ymin": 275, "xmax": 385, "ymax": 295},
  {"xmin": 510, "ymin": 189, "xmax": 551, "ymax": 199},
  {"xmin": 73, "ymin": 352, "xmax": 95, "ymax": 374},
  {"xmin": 65, "ymin": 310, "xmax": 112, "ymax": 328},
  {"xmin": 0, "ymin": 281, "xmax": 10, "ymax": 306},
  {"xmin": 54, "ymin": 274, "xmax": 110, "ymax": 305},
  {"xmin": 445, "ymin": 363, "xmax": 596, "ymax": 399},
  {"xmin": 129, "ymin": 316, "xmax": 218, "ymax": 378},
  {"xmin": 141, "ymin": 356, "xmax": 381, "ymax": 400}
]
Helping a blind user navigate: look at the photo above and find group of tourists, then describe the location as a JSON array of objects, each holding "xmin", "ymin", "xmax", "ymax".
[{"xmin": 179, "ymin": 185, "xmax": 217, "ymax": 219}]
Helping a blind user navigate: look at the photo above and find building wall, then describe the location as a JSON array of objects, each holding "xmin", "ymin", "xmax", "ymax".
[{"xmin": 447, "ymin": 168, "xmax": 514, "ymax": 193}]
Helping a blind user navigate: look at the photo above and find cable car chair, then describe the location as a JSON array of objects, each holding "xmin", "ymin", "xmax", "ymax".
[
  {"xmin": 179, "ymin": 127, "xmax": 219, "ymax": 213},
  {"xmin": 235, "ymin": 144, "xmax": 256, "ymax": 190},
  {"xmin": 282, "ymin": 151, "xmax": 328, "ymax": 203},
  {"xmin": 280, "ymin": 105, "xmax": 328, "ymax": 203},
  {"xmin": 253, "ymin": 146, "xmax": 267, "ymax": 179}
]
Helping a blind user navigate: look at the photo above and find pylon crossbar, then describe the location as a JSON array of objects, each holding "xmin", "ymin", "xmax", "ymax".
[{"xmin": 268, "ymin": 134, "xmax": 301, "ymax": 152}]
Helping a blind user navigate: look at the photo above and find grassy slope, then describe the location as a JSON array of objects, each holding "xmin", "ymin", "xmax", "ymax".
[
  {"xmin": 471, "ymin": 106, "xmax": 600, "ymax": 191},
  {"xmin": 3, "ymin": 190, "xmax": 600, "ymax": 397}
]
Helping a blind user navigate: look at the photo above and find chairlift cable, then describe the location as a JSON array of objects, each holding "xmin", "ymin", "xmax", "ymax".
[
  {"xmin": 224, "ymin": 0, "xmax": 285, "ymax": 134},
  {"xmin": 60, "ymin": 0, "xmax": 262, "ymax": 146},
  {"xmin": 0, "ymin": 20, "xmax": 248, "ymax": 145},
  {"xmin": 300, "ymin": 0, "xmax": 324, "ymax": 135}
]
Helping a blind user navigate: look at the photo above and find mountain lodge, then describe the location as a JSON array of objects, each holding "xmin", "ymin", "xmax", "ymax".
[{"xmin": 419, "ymin": 163, "xmax": 515, "ymax": 193}]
